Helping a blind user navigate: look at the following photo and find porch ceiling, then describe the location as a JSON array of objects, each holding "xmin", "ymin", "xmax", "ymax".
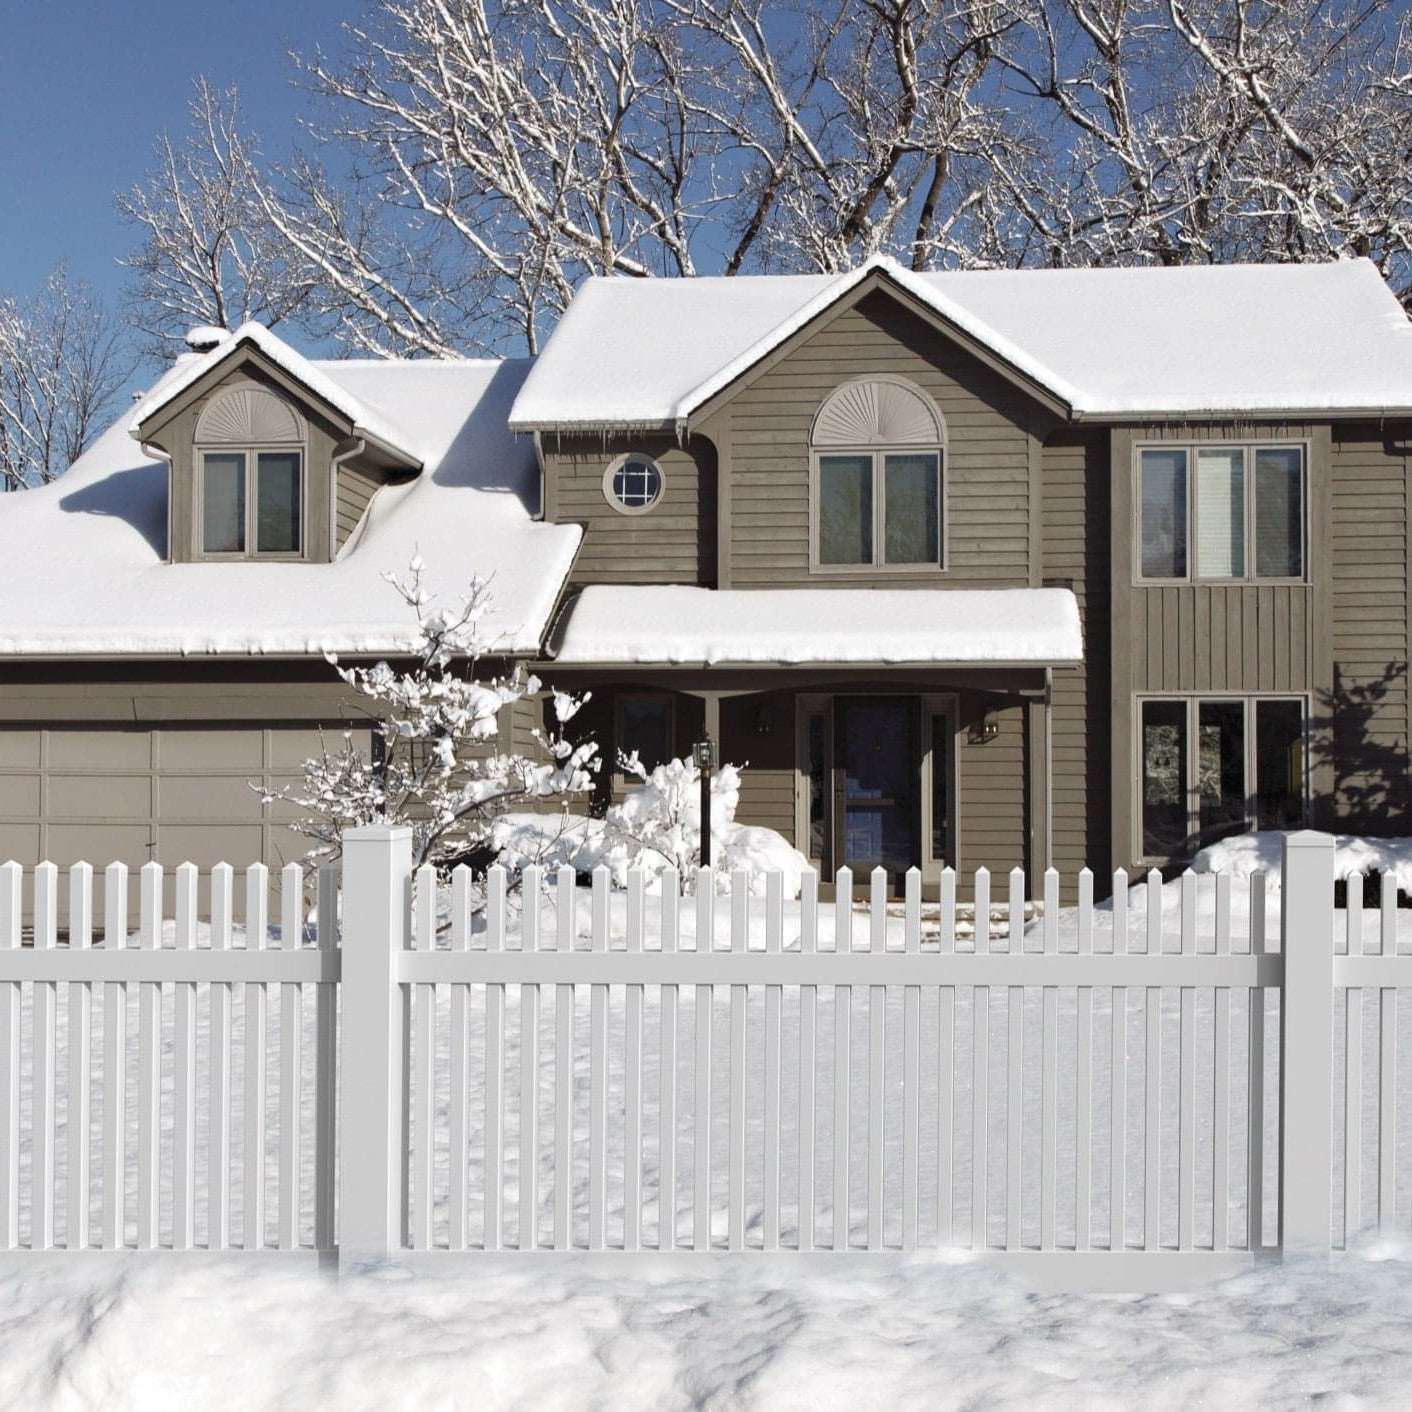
[{"xmin": 547, "ymin": 586, "xmax": 1083, "ymax": 669}]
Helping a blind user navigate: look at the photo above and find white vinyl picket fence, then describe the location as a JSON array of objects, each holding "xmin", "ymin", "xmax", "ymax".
[{"xmin": 0, "ymin": 827, "xmax": 1402, "ymax": 1289}]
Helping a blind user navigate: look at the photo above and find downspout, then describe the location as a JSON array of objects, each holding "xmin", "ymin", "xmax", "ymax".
[
  {"xmin": 532, "ymin": 431, "xmax": 547, "ymax": 520},
  {"xmin": 140, "ymin": 442, "xmax": 174, "ymax": 562},
  {"xmin": 329, "ymin": 437, "xmax": 367, "ymax": 560}
]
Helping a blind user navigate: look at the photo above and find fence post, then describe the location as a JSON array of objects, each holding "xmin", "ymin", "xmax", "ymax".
[
  {"xmin": 339, "ymin": 824, "xmax": 413, "ymax": 1267},
  {"xmin": 1279, "ymin": 829, "xmax": 1336, "ymax": 1258}
]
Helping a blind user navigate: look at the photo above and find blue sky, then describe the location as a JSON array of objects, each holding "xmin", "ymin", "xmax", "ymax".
[{"xmin": 0, "ymin": 0, "xmax": 367, "ymax": 310}]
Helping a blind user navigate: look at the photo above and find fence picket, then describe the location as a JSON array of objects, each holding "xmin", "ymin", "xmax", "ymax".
[
  {"xmin": 1041, "ymin": 985, "xmax": 1057, "ymax": 1252},
  {"xmin": 485, "ymin": 867, "xmax": 505, "ymax": 1252},
  {"xmin": 209, "ymin": 864, "xmax": 233, "ymax": 1253},
  {"xmin": 1345, "ymin": 984, "xmax": 1362, "ymax": 1248},
  {"xmin": 588, "ymin": 867, "xmax": 609, "ymax": 1252},
  {"xmin": 138, "ymin": 862, "xmax": 162, "ymax": 1251},
  {"xmin": 972, "ymin": 867, "xmax": 989, "ymax": 1253},
  {"xmin": 902, "ymin": 868, "xmax": 921, "ymax": 1251},
  {"xmin": 1248, "ymin": 872, "xmax": 1266, "ymax": 1250},
  {"xmin": 244, "ymin": 865, "xmax": 268, "ymax": 1252},
  {"xmin": 449, "ymin": 867, "xmax": 472, "ymax": 1253},
  {"xmin": 33, "ymin": 863, "xmax": 58, "ymax": 1250},
  {"xmin": 659, "ymin": 870, "xmax": 679, "ymax": 1252},
  {"xmin": 694, "ymin": 874, "xmax": 713, "ymax": 1252},
  {"xmin": 101, "ymin": 863, "xmax": 127, "ymax": 1251},
  {"xmin": 798, "ymin": 870, "xmax": 817, "ymax": 1253},
  {"xmin": 938, "ymin": 977, "xmax": 954, "ymax": 1250},
  {"xmin": 315, "ymin": 864, "xmax": 338, "ymax": 1255},
  {"xmin": 554, "ymin": 867, "xmax": 574, "ymax": 1251},
  {"xmin": 0, "ymin": 862, "xmax": 16, "ymax": 1253},
  {"xmin": 729, "ymin": 871, "xmax": 747, "ymax": 1251},
  {"xmin": 279, "ymin": 865, "xmax": 304, "ymax": 1252},
  {"xmin": 833, "ymin": 866, "xmax": 853, "ymax": 1251},
  {"xmin": 623, "ymin": 870, "xmax": 643, "ymax": 1253},
  {"xmin": 1007, "ymin": 981, "xmax": 1022, "ymax": 1251},
  {"xmin": 522, "ymin": 866, "xmax": 544, "ymax": 1253},
  {"xmin": 763, "ymin": 871, "xmax": 783, "ymax": 1252},
  {"xmin": 173, "ymin": 863, "xmax": 198, "ymax": 1252},
  {"xmin": 66, "ymin": 863, "xmax": 93, "ymax": 1252},
  {"xmin": 1076, "ymin": 868, "xmax": 1093, "ymax": 1253},
  {"xmin": 1110, "ymin": 868, "xmax": 1128, "ymax": 1252},
  {"xmin": 1380, "ymin": 987, "xmax": 1397, "ymax": 1234},
  {"xmin": 412, "ymin": 865, "xmax": 435, "ymax": 1252},
  {"xmin": 868, "ymin": 866, "xmax": 887, "ymax": 1251}
]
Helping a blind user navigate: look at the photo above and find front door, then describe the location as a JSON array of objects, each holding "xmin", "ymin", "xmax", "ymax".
[{"xmin": 833, "ymin": 697, "xmax": 920, "ymax": 888}]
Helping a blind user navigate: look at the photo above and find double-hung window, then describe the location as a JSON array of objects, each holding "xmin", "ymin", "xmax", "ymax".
[
  {"xmin": 1138, "ymin": 444, "xmax": 1304, "ymax": 582},
  {"xmin": 811, "ymin": 377, "xmax": 946, "ymax": 570},
  {"xmin": 1139, "ymin": 696, "xmax": 1306, "ymax": 857},
  {"xmin": 201, "ymin": 449, "xmax": 303, "ymax": 557}
]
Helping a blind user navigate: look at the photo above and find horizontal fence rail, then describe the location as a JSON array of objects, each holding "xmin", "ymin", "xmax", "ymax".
[{"xmin": 0, "ymin": 827, "xmax": 1399, "ymax": 1289}]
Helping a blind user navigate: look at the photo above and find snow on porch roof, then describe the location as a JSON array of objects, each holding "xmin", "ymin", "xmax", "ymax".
[
  {"xmin": 508, "ymin": 256, "xmax": 1412, "ymax": 430},
  {"xmin": 548, "ymin": 586, "xmax": 1084, "ymax": 667}
]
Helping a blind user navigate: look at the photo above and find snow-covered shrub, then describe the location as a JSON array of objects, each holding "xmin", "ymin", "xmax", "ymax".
[
  {"xmin": 1192, "ymin": 831, "xmax": 1412, "ymax": 893},
  {"xmin": 493, "ymin": 753, "xmax": 810, "ymax": 896},
  {"xmin": 262, "ymin": 558, "xmax": 598, "ymax": 871}
]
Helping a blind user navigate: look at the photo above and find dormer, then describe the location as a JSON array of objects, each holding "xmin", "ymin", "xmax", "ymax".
[{"xmin": 129, "ymin": 323, "xmax": 422, "ymax": 564}]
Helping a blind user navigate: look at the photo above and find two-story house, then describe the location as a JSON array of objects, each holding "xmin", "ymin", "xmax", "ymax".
[{"xmin": 3, "ymin": 256, "xmax": 1411, "ymax": 911}]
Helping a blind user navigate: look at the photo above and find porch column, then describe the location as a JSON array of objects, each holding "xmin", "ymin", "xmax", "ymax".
[{"xmin": 1027, "ymin": 679, "xmax": 1052, "ymax": 885}]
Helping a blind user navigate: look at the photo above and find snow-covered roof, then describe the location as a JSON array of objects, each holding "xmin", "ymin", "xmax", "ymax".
[
  {"xmin": 0, "ymin": 357, "xmax": 581, "ymax": 658},
  {"xmin": 129, "ymin": 322, "xmax": 418, "ymax": 460},
  {"xmin": 549, "ymin": 586, "xmax": 1083, "ymax": 666},
  {"xmin": 508, "ymin": 256, "xmax": 1412, "ymax": 430}
]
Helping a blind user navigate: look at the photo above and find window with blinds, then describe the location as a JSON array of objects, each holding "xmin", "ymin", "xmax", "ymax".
[{"xmin": 1138, "ymin": 443, "xmax": 1304, "ymax": 582}]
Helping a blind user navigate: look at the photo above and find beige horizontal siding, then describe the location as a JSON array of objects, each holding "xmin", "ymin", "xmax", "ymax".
[
  {"xmin": 725, "ymin": 291, "xmax": 1038, "ymax": 588},
  {"xmin": 544, "ymin": 435, "xmax": 716, "ymax": 587}
]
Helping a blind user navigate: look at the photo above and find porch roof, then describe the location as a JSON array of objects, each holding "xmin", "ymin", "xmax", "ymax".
[{"xmin": 548, "ymin": 586, "xmax": 1083, "ymax": 668}]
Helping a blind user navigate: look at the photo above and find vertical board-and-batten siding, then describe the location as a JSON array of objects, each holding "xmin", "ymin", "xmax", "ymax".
[
  {"xmin": 1329, "ymin": 423, "xmax": 1412, "ymax": 831},
  {"xmin": 715, "ymin": 290, "xmax": 1039, "ymax": 588},
  {"xmin": 1108, "ymin": 423, "xmax": 1335, "ymax": 869},
  {"xmin": 542, "ymin": 435, "xmax": 717, "ymax": 588},
  {"xmin": 1041, "ymin": 431, "xmax": 1111, "ymax": 887}
]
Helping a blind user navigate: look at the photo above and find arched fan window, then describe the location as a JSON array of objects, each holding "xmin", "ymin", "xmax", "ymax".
[
  {"xmin": 195, "ymin": 384, "xmax": 307, "ymax": 558},
  {"xmin": 810, "ymin": 376, "xmax": 946, "ymax": 569}
]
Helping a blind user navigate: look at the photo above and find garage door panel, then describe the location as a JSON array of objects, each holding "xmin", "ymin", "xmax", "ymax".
[
  {"xmin": 160, "ymin": 775, "xmax": 265, "ymax": 821},
  {"xmin": 0, "ymin": 824, "xmax": 40, "ymax": 866},
  {"xmin": 0, "ymin": 731, "xmax": 40, "ymax": 768},
  {"xmin": 48, "ymin": 729, "xmax": 150, "ymax": 770},
  {"xmin": 160, "ymin": 824, "xmax": 266, "ymax": 871},
  {"xmin": 48, "ymin": 775, "xmax": 152, "ymax": 819},
  {"xmin": 48, "ymin": 824, "xmax": 151, "ymax": 870},
  {"xmin": 159, "ymin": 728, "xmax": 265, "ymax": 771},
  {"xmin": 269, "ymin": 727, "xmax": 370, "ymax": 767},
  {"xmin": 0, "ymin": 777, "xmax": 41, "ymax": 817}
]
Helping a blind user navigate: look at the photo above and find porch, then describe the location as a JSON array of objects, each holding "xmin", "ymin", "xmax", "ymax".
[{"xmin": 539, "ymin": 584, "xmax": 1085, "ymax": 893}]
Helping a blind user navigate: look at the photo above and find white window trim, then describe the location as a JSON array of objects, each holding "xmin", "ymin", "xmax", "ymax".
[
  {"xmin": 1133, "ymin": 439, "xmax": 1309, "ymax": 587},
  {"xmin": 1132, "ymin": 692, "xmax": 1310, "ymax": 863},
  {"xmin": 602, "ymin": 452, "xmax": 665, "ymax": 516},
  {"xmin": 195, "ymin": 444, "xmax": 308, "ymax": 562}
]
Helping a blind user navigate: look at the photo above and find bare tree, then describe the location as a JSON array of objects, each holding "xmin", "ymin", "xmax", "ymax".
[
  {"xmin": 118, "ymin": 79, "xmax": 315, "ymax": 359},
  {"xmin": 0, "ymin": 267, "xmax": 130, "ymax": 492},
  {"xmin": 120, "ymin": 0, "xmax": 1412, "ymax": 358}
]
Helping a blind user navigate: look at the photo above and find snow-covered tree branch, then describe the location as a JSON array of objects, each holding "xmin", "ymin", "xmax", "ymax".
[
  {"xmin": 0, "ymin": 266, "xmax": 129, "ymax": 492},
  {"xmin": 264, "ymin": 558, "xmax": 599, "ymax": 871}
]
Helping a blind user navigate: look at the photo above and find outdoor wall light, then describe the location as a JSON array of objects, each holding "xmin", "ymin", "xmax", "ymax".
[{"xmin": 968, "ymin": 709, "xmax": 1000, "ymax": 745}]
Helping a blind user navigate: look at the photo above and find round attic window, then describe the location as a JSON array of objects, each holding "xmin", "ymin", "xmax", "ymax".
[{"xmin": 603, "ymin": 453, "xmax": 664, "ymax": 514}]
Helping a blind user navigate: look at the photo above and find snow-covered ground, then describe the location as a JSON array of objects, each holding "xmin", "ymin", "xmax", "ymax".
[{"xmin": 5, "ymin": 1242, "xmax": 1412, "ymax": 1409}]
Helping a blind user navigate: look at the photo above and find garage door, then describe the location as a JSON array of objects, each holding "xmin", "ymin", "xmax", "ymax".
[{"xmin": 0, "ymin": 724, "xmax": 372, "ymax": 925}]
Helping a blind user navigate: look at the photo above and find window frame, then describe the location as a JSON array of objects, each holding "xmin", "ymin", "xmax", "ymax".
[
  {"xmin": 1133, "ymin": 439, "xmax": 1308, "ymax": 586},
  {"xmin": 195, "ymin": 444, "xmax": 308, "ymax": 562},
  {"xmin": 602, "ymin": 452, "xmax": 666, "ymax": 517},
  {"xmin": 810, "ymin": 447, "xmax": 947, "ymax": 573},
  {"xmin": 613, "ymin": 691, "xmax": 675, "ymax": 777},
  {"xmin": 1132, "ymin": 692, "xmax": 1310, "ymax": 862}
]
